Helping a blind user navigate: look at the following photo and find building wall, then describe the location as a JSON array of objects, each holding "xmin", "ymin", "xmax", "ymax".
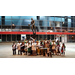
[{"xmin": 0, "ymin": 16, "xmax": 75, "ymax": 42}]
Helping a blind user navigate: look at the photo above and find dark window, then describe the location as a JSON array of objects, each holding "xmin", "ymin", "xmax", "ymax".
[
  {"xmin": 51, "ymin": 35, "xmax": 54, "ymax": 40},
  {"xmin": 17, "ymin": 35, "xmax": 21, "ymax": 41},
  {"xmin": 0, "ymin": 35, "xmax": 1, "ymax": 39},
  {"xmin": 7, "ymin": 35, "xmax": 11, "ymax": 41},
  {"xmin": 12, "ymin": 35, "xmax": 16, "ymax": 41},
  {"xmin": 47, "ymin": 35, "xmax": 50, "ymax": 40},
  {"xmin": 26, "ymin": 35, "xmax": 30, "ymax": 40},
  {"xmin": 2, "ymin": 35, "xmax": 6, "ymax": 41}
]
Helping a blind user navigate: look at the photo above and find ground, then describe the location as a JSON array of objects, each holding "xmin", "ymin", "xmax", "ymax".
[{"xmin": 0, "ymin": 43, "xmax": 75, "ymax": 58}]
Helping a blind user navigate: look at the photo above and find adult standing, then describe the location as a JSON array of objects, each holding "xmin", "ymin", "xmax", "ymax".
[
  {"xmin": 32, "ymin": 39, "xmax": 37, "ymax": 56},
  {"xmin": 25, "ymin": 41, "xmax": 28, "ymax": 55},
  {"xmin": 61, "ymin": 43, "xmax": 66, "ymax": 55},
  {"xmin": 52, "ymin": 41, "xmax": 56, "ymax": 55},
  {"xmin": 20, "ymin": 42, "xmax": 25, "ymax": 55},
  {"xmin": 17, "ymin": 41, "xmax": 21, "ymax": 55},
  {"xmin": 12, "ymin": 42, "xmax": 16, "ymax": 55},
  {"xmin": 36, "ymin": 41, "xmax": 40, "ymax": 55},
  {"xmin": 27, "ymin": 42, "xmax": 31, "ymax": 55},
  {"xmin": 56, "ymin": 43, "xmax": 60, "ymax": 55}
]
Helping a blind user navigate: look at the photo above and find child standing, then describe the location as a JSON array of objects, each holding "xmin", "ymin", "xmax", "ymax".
[
  {"xmin": 12, "ymin": 42, "xmax": 16, "ymax": 55},
  {"xmin": 61, "ymin": 43, "xmax": 66, "ymax": 55}
]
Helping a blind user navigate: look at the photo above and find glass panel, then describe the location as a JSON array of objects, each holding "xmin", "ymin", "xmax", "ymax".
[
  {"xmin": 55, "ymin": 21, "xmax": 61, "ymax": 27},
  {"xmin": 21, "ymin": 26, "xmax": 30, "ymax": 32},
  {"xmin": 12, "ymin": 20, "xmax": 21, "ymax": 25},
  {"xmin": 47, "ymin": 27, "xmax": 54, "ymax": 32},
  {"xmin": 68, "ymin": 19, "xmax": 71, "ymax": 22},
  {"xmin": 0, "ymin": 19, "xmax": 1, "ymax": 25},
  {"xmin": 49, "ymin": 17, "xmax": 54, "ymax": 21},
  {"xmin": 12, "ymin": 16, "xmax": 21, "ymax": 19},
  {"xmin": 40, "ymin": 16, "xmax": 46, "ymax": 20},
  {"xmin": 39, "ymin": 35, "xmax": 42, "ymax": 40},
  {"xmin": 73, "ymin": 23, "xmax": 75, "ymax": 27},
  {"xmin": 51, "ymin": 35, "xmax": 54, "ymax": 40},
  {"xmin": 55, "ymin": 17, "xmax": 61, "ymax": 21},
  {"xmin": 26, "ymin": 35, "xmax": 30, "ymax": 40},
  {"xmin": 40, "ymin": 27, "xmax": 47, "ymax": 32},
  {"xmin": 2, "ymin": 35, "xmax": 6, "ymax": 42},
  {"xmin": 22, "ymin": 20, "xmax": 31, "ymax": 25},
  {"xmin": 74, "ymin": 28, "xmax": 75, "ymax": 32},
  {"xmin": 42, "ymin": 35, "xmax": 46, "ymax": 40},
  {"xmin": 0, "ymin": 26, "xmax": 1, "ymax": 31},
  {"xmin": 12, "ymin": 35, "xmax": 16, "ymax": 41},
  {"xmin": 5, "ymin": 16, "xmax": 11, "ymax": 19},
  {"xmin": 17, "ymin": 35, "xmax": 21, "ymax": 41},
  {"xmin": 7, "ymin": 35, "xmax": 11, "ymax": 41},
  {"xmin": 55, "ymin": 27, "xmax": 62, "ymax": 32},
  {"xmin": 20, "ymin": 16, "xmax": 37, "ymax": 20},
  {"xmin": 0, "ymin": 16, "xmax": 1, "ymax": 18},
  {"xmin": 68, "ymin": 28, "xmax": 74, "ymax": 32},
  {"xmin": 49, "ymin": 21, "xmax": 55, "ymax": 27},
  {"xmin": 5, "ymin": 19, "xmax": 11, "ymax": 25},
  {"xmin": 68, "ymin": 22, "xmax": 71, "ymax": 27},
  {"xmin": 47, "ymin": 35, "xmax": 50, "ymax": 40},
  {"xmin": 62, "ymin": 27, "xmax": 68, "ymax": 32},
  {"xmin": 62, "ymin": 18, "xmax": 65, "ymax": 22},
  {"xmin": 67, "ymin": 35, "xmax": 75, "ymax": 42},
  {"xmin": 12, "ymin": 26, "xmax": 22, "ymax": 31},
  {"xmin": 62, "ymin": 22, "xmax": 68, "ymax": 27},
  {"xmin": 2, "ymin": 26, "xmax": 11, "ymax": 31},
  {"xmin": 0, "ymin": 35, "xmax": 1, "ymax": 39}
]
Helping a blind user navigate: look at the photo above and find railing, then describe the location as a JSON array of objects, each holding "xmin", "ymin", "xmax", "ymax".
[{"xmin": 0, "ymin": 19, "xmax": 75, "ymax": 32}]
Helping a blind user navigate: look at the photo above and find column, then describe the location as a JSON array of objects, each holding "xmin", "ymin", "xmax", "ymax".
[
  {"xmin": 37, "ymin": 16, "xmax": 40, "ymax": 20},
  {"xmin": 1, "ymin": 16, "xmax": 5, "ymax": 25}
]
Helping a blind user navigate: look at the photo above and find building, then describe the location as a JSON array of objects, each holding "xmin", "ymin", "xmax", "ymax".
[{"xmin": 0, "ymin": 16, "xmax": 75, "ymax": 42}]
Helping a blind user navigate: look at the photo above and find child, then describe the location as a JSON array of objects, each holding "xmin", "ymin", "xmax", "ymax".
[
  {"xmin": 20, "ymin": 42, "xmax": 25, "ymax": 55},
  {"xmin": 12, "ymin": 42, "xmax": 16, "ymax": 55},
  {"xmin": 61, "ymin": 43, "xmax": 66, "ymax": 55},
  {"xmin": 17, "ymin": 41, "xmax": 21, "ymax": 55},
  {"xmin": 27, "ymin": 42, "xmax": 31, "ymax": 56}
]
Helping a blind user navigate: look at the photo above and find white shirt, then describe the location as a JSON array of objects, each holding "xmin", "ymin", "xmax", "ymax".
[
  {"xmin": 32, "ymin": 43, "xmax": 36, "ymax": 51},
  {"xmin": 12, "ymin": 44, "xmax": 16, "ymax": 49},
  {"xmin": 17, "ymin": 43, "xmax": 21, "ymax": 50}
]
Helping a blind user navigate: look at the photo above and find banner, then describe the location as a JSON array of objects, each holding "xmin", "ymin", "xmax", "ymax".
[{"xmin": 21, "ymin": 34, "xmax": 26, "ymax": 41}]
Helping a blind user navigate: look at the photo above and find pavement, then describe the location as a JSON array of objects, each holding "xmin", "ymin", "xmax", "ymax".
[{"xmin": 0, "ymin": 43, "xmax": 75, "ymax": 58}]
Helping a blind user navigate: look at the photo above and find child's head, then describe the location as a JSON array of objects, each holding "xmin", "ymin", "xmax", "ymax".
[
  {"xmin": 13, "ymin": 41, "xmax": 15, "ymax": 44},
  {"xmin": 63, "ymin": 43, "xmax": 65, "ymax": 46},
  {"xmin": 22, "ymin": 42, "xmax": 24, "ymax": 45},
  {"xmin": 18, "ymin": 41, "xmax": 20, "ymax": 43}
]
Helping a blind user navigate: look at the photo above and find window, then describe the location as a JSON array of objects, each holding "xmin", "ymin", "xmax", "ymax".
[
  {"xmin": 62, "ymin": 18, "xmax": 65, "ymax": 22},
  {"xmin": 12, "ymin": 35, "xmax": 16, "ymax": 41},
  {"xmin": 12, "ymin": 20, "xmax": 21, "ymax": 25},
  {"xmin": 49, "ymin": 17, "xmax": 54, "ymax": 21},
  {"xmin": 2, "ymin": 35, "xmax": 6, "ymax": 41},
  {"xmin": 0, "ymin": 16, "xmax": 1, "ymax": 25},
  {"xmin": 55, "ymin": 17, "xmax": 61, "ymax": 21},
  {"xmin": 51, "ymin": 35, "xmax": 54, "ymax": 40},
  {"xmin": 68, "ymin": 19, "xmax": 71, "ymax": 22},
  {"xmin": 17, "ymin": 35, "xmax": 21, "ymax": 41},
  {"xmin": 11, "ymin": 16, "xmax": 21, "ymax": 19},
  {"xmin": 40, "ymin": 16, "xmax": 46, "ymax": 20},
  {"xmin": 0, "ymin": 35, "xmax": 1, "ymax": 39},
  {"xmin": 5, "ymin": 16, "xmax": 11, "ymax": 19},
  {"xmin": 5, "ymin": 19, "xmax": 11, "ymax": 25},
  {"xmin": 20, "ymin": 16, "xmax": 37, "ymax": 20},
  {"xmin": 7, "ymin": 35, "xmax": 11, "ymax": 41},
  {"xmin": 22, "ymin": 20, "xmax": 31, "ymax": 25}
]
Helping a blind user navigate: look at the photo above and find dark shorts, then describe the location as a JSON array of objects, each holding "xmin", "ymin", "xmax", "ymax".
[{"xmin": 21, "ymin": 50, "xmax": 25, "ymax": 53}]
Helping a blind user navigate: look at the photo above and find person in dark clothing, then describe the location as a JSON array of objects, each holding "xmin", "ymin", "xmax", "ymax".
[
  {"xmin": 49, "ymin": 45, "xmax": 52, "ymax": 57},
  {"xmin": 12, "ymin": 42, "xmax": 16, "ymax": 55},
  {"xmin": 20, "ymin": 42, "xmax": 25, "ymax": 55}
]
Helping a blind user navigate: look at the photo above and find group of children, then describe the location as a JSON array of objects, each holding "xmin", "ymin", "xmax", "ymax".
[{"xmin": 12, "ymin": 38, "xmax": 66, "ymax": 57}]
